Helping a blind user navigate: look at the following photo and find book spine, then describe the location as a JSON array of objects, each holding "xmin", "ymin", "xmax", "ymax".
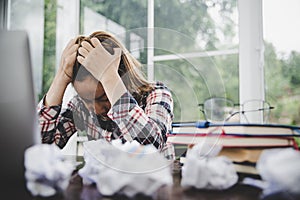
[
  {"xmin": 169, "ymin": 132, "xmax": 297, "ymax": 138},
  {"xmin": 172, "ymin": 121, "xmax": 300, "ymax": 132}
]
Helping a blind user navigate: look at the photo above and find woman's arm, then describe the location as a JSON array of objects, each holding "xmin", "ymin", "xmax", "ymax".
[
  {"xmin": 37, "ymin": 98, "xmax": 78, "ymax": 148},
  {"xmin": 45, "ymin": 38, "xmax": 79, "ymax": 106},
  {"xmin": 107, "ymin": 83, "xmax": 173, "ymax": 150},
  {"xmin": 37, "ymin": 38, "xmax": 79, "ymax": 147}
]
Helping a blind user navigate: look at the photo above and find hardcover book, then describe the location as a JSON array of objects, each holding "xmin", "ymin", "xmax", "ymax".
[
  {"xmin": 171, "ymin": 121, "xmax": 300, "ymax": 137},
  {"xmin": 167, "ymin": 134, "xmax": 296, "ymax": 147},
  {"xmin": 168, "ymin": 122, "xmax": 299, "ymax": 148}
]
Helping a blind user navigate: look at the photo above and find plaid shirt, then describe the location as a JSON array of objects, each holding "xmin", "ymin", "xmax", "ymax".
[{"xmin": 37, "ymin": 82, "xmax": 175, "ymax": 159}]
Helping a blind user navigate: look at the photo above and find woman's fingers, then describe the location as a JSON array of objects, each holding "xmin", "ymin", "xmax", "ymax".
[
  {"xmin": 76, "ymin": 38, "xmax": 122, "ymax": 81},
  {"xmin": 64, "ymin": 51, "xmax": 77, "ymax": 78},
  {"xmin": 78, "ymin": 47, "xmax": 89, "ymax": 58},
  {"xmin": 113, "ymin": 48, "xmax": 122, "ymax": 57},
  {"xmin": 81, "ymin": 41, "xmax": 94, "ymax": 52},
  {"xmin": 91, "ymin": 37, "xmax": 101, "ymax": 48},
  {"xmin": 64, "ymin": 51, "xmax": 77, "ymax": 70},
  {"xmin": 69, "ymin": 51, "xmax": 77, "ymax": 63},
  {"xmin": 77, "ymin": 55, "xmax": 85, "ymax": 65},
  {"xmin": 62, "ymin": 40, "xmax": 79, "ymax": 61},
  {"xmin": 91, "ymin": 38, "xmax": 112, "ymax": 56},
  {"xmin": 63, "ymin": 44, "xmax": 79, "ymax": 66},
  {"xmin": 67, "ymin": 43, "xmax": 79, "ymax": 56}
]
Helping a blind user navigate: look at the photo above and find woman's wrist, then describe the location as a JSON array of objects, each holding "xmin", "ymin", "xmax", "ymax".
[
  {"xmin": 45, "ymin": 71, "xmax": 70, "ymax": 107},
  {"xmin": 101, "ymin": 73, "xmax": 127, "ymax": 105},
  {"xmin": 57, "ymin": 69, "xmax": 72, "ymax": 85},
  {"xmin": 100, "ymin": 71, "xmax": 119, "ymax": 85}
]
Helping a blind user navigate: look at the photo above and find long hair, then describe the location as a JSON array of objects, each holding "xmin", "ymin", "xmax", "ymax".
[{"xmin": 72, "ymin": 31, "xmax": 153, "ymax": 100}]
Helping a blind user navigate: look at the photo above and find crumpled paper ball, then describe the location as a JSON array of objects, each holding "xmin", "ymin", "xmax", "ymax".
[
  {"xmin": 181, "ymin": 143, "xmax": 238, "ymax": 190},
  {"xmin": 78, "ymin": 139, "xmax": 173, "ymax": 197},
  {"xmin": 24, "ymin": 144, "xmax": 75, "ymax": 197},
  {"xmin": 256, "ymin": 148, "xmax": 300, "ymax": 195}
]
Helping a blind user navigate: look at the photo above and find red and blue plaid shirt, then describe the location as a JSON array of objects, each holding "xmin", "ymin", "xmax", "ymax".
[{"xmin": 37, "ymin": 82, "xmax": 175, "ymax": 159}]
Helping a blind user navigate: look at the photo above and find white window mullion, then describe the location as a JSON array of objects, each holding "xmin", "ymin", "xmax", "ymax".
[
  {"xmin": 147, "ymin": 0, "xmax": 154, "ymax": 81},
  {"xmin": 238, "ymin": 0, "xmax": 265, "ymax": 123}
]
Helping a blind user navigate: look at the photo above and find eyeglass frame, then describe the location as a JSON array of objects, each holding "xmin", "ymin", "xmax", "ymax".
[{"xmin": 198, "ymin": 97, "xmax": 274, "ymax": 123}]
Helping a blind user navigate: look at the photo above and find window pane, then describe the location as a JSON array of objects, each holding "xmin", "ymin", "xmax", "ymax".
[
  {"xmin": 79, "ymin": 0, "xmax": 147, "ymax": 62},
  {"xmin": 153, "ymin": 0, "xmax": 238, "ymax": 122},
  {"xmin": 155, "ymin": 54, "xmax": 238, "ymax": 122},
  {"xmin": 154, "ymin": 0, "xmax": 238, "ymax": 54},
  {"xmin": 8, "ymin": 0, "xmax": 44, "ymax": 97},
  {"xmin": 263, "ymin": 0, "xmax": 300, "ymax": 124}
]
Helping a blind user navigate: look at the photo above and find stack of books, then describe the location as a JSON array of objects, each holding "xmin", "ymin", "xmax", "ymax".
[{"xmin": 167, "ymin": 121, "xmax": 300, "ymax": 176}]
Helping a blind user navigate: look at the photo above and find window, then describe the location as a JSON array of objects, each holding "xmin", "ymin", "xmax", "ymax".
[
  {"xmin": 3, "ymin": 0, "xmax": 299, "ymax": 124},
  {"xmin": 79, "ymin": 0, "xmax": 148, "ymax": 61},
  {"xmin": 6, "ymin": 0, "xmax": 44, "ymax": 99},
  {"xmin": 152, "ymin": 0, "xmax": 239, "ymax": 121},
  {"xmin": 78, "ymin": 0, "xmax": 239, "ymax": 122},
  {"xmin": 263, "ymin": 0, "xmax": 300, "ymax": 124}
]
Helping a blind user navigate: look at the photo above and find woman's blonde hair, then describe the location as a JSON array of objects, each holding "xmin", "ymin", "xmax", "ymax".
[{"xmin": 72, "ymin": 30, "xmax": 153, "ymax": 97}]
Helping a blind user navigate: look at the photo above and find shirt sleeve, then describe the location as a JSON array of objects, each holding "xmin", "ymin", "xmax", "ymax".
[
  {"xmin": 37, "ymin": 96, "xmax": 77, "ymax": 148},
  {"xmin": 107, "ymin": 83, "xmax": 173, "ymax": 150}
]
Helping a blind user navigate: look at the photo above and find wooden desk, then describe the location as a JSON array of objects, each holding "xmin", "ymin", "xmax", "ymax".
[
  {"xmin": 30, "ymin": 160, "xmax": 263, "ymax": 200},
  {"xmin": 28, "ymin": 160, "xmax": 300, "ymax": 200}
]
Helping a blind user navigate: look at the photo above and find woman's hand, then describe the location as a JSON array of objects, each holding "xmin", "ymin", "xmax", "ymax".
[
  {"xmin": 77, "ymin": 37, "xmax": 127, "ymax": 105},
  {"xmin": 77, "ymin": 37, "xmax": 122, "ymax": 83},
  {"xmin": 59, "ymin": 38, "xmax": 79, "ymax": 84}
]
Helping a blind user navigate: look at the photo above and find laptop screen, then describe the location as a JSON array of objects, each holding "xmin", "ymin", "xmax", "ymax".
[{"xmin": 0, "ymin": 30, "xmax": 39, "ymax": 197}]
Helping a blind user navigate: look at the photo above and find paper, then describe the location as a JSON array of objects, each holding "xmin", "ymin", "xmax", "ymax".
[
  {"xmin": 256, "ymin": 148, "xmax": 300, "ymax": 195},
  {"xmin": 24, "ymin": 144, "xmax": 75, "ymax": 197},
  {"xmin": 78, "ymin": 139, "xmax": 173, "ymax": 197},
  {"xmin": 181, "ymin": 143, "xmax": 238, "ymax": 190}
]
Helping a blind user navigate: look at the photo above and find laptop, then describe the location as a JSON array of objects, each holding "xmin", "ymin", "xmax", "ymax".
[{"xmin": 0, "ymin": 30, "xmax": 39, "ymax": 198}]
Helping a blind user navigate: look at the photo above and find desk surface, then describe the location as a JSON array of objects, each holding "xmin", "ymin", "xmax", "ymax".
[
  {"xmin": 30, "ymin": 161, "xmax": 261, "ymax": 200},
  {"xmin": 30, "ymin": 160, "xmax": 299, "ymax": 200}
]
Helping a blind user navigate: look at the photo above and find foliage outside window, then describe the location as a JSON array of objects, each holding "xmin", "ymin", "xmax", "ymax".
[{"xmin": 41, "ymin": 0, "xmax": 57, "ymax": 100}]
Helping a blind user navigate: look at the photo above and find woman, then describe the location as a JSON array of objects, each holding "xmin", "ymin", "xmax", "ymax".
[{"xmin": 37, "ymin": 31, "xmax": 174, "ymax": 159}]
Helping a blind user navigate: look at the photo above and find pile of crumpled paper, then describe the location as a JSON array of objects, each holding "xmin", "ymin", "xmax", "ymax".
[
  {"xmin": 78, "ymin": 139, "xmax": 173, "ymax": 197},
  {"xmin": 24, "ymin": 140, "xmax": 173, "ymax": 198},
  {"xmin": 244, "ymin": 148, "xmax": 300, "ymax": 196},
  {"xmin": 181, "ymin": 143, "xmax": 238, "ymax": 190},
  {"xmin": 24, "ymin": 144, "xmax": 75, "ymax": 197}
]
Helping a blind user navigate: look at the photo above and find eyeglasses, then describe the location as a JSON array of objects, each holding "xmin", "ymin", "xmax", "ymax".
[{"xmin": 198, "ymin": 97, "xmax": 274, "ymax": 124}]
